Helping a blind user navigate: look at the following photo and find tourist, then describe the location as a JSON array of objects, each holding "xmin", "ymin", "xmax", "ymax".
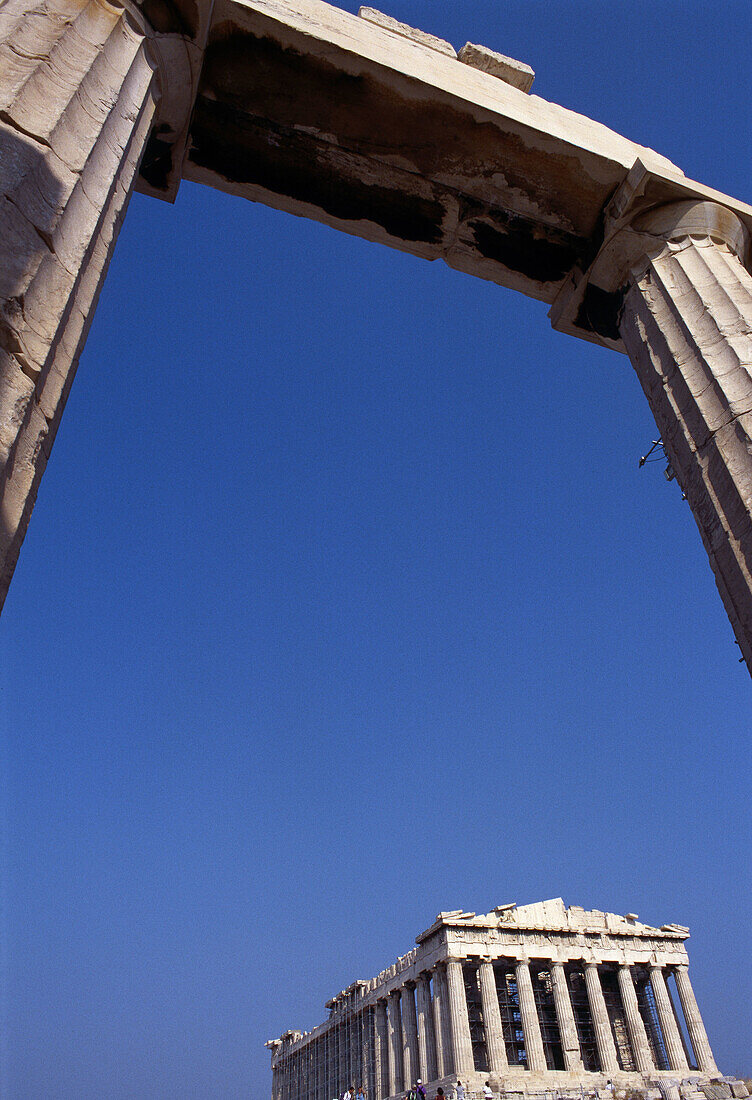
[
  {"xmin": 407, "ymin": 1084, "xmax": 417, "ymax": 1100},
  {"xmin": 356, "ymin": 1086, "xmax": 365, "ymax": 1100},
  {"xmin": 417, "ymin": 1079, "xmax": 427, "ymax": 1100},
  {"xmin": 483, "ymin": 1082, "xmax": 494, "ymax": 1099},
  {"xmin": 456, "ymin": 1081, "xmax": 466, "ymax": 1100},
  {"xmin": 435, "ymin": 1089, "xmax": 445, "ymax": 1100}
]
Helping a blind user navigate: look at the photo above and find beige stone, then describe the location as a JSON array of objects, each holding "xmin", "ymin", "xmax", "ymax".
[
  {"xmin": 457, "ymin": 42, "xmax": 534, "ymax": 93},
  {"xmin": 357, "ymin": 7, "xmax": 456, "ymax": 57}
]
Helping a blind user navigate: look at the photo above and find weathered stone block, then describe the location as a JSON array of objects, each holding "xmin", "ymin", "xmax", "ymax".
[{"xmin": 457, "ymin": 42, "xmax": 534, "ymax": 92}]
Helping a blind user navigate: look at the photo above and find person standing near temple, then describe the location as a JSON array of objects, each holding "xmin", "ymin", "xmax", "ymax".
[
  {"xmin": 483, "ymin": 1083, "xmax": 493, "ymax": 1099},
  {"xmin": 455, "ymin": 1082, "xmax": 466, "ymax": 1100},
  {"xmin": 417, "ymin": 1079, "xmax": 427, "ymax": 1100},
  {"xmin": 356, "ymin": 1086, "xmax": 365, "ymax": 1100}
]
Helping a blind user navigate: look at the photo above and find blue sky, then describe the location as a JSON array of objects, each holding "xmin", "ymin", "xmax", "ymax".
[{"xmin": 2, "ymin": 1, "xmax": 751, "ymax": 1097}]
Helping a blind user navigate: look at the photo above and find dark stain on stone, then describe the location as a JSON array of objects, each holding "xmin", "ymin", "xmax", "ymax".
[
  {"xmin": 575, "ymin": 284, "xmax": 625, "ymax": 341},
  {"xmin": 139, "ymin": 125, "xmax": 174, "ymax": 192},
  {"xmin": 189, "ymin": 97, "xmax": 446, "ymax": 244},
  {"xmin": 468, "ymin": 213, "xmax": 586, "ymax": 284},
  {"xmin": 196, "ymin": 26, "xmax": 613, "ymax": 238},
  {"xmin": 139, "ymin": 0, "xmax": 198, "ymax": 38}
]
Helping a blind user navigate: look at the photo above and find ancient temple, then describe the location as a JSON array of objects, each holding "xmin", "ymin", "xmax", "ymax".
[{"xmin": 266, "ymin": 900, "xmax": 735, "ymax": 1100}]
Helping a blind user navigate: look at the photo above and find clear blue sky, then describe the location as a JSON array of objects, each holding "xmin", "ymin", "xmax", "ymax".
[{"xmin": 2, "ymin": 2, "xmax": 751, "ymax": 1097}]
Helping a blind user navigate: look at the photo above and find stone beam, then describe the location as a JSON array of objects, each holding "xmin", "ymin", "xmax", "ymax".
[{"xmin": 181, "ymin": 0, "xmax": 687, "ymax": 311}]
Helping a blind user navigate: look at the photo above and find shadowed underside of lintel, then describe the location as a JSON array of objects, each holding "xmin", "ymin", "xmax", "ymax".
[{"xmin": 144, "ymin": 0, "xmax": 685, "ymax": 318}]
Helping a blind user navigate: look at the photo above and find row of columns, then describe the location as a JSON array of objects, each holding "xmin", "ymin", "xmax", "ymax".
[
  {"xmin": 374, "ymin": 960, "xmax": 716, "ymax": 1097},
  {"xmin": 272, "ymin": 961, "xmax": 717, "ymax": 1100}
]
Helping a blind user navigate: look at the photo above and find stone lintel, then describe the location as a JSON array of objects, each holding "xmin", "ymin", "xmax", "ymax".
[{"xmin": 181, "ymin": 0, "xmax": 688, "ymax": 307}]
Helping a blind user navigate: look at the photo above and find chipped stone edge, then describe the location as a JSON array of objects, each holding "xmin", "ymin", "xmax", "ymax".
[
  {"xmin": 458, "ymin": 41, "xmax": 535, "ymax": 93},
  {"xmin": 357, "ymin": 6, "xmax": 456, "ymax": 58}
]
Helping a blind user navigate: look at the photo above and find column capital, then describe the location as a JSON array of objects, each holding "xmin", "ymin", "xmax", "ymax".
[{"xmin": 550, "ymin": 153, "xmax": 752, "ymax": 352}]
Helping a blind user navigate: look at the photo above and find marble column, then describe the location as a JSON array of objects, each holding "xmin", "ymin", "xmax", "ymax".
[
  {"xmin": 649, "ymin": 966, "xmax": 688, "ymax": 1073},
  {"xmin": 432, "ymin": 966, "xmax": 449, "ymax": 1079},
  {"xmin": 388, "ymin": 990, "xmax": 404, "ymax": 1095},
  {"xmin": 0, "ymin": 0, "xmax": 164, "ymax": 606},
  {"xmin": 674, "ymin": 967, "xmax": 717, "ymax": 1074},
  {"xmin": 583, "ymin": 963, "xmax": 619, "ymax": 1074},
  {"xmin": 402, "ymin": 984, "xmax": 420, "ymax": 1088},
  {"xmin": 515, "ymin": 961, "xmax": 547, "ymax": 1074},
  {"xmin": 478, "ymin": 960, "xmax": 508, "ymax": 1074},
  {"xmin": 616, "ymin": 200, "xmax": 752, "ymax": 674},
  {"xmin": 375, "ymin": 1000, "xmax": 389, "ymax": 1099},
  {"xmin": 550, "ymin": 962, "xmax": 584, "ymax": 1072},
  {"xmin": 445, "ymin": 960, "xmax": 475, "ymax": 1079},
  {"xmin": 617, "ymin": 965, "xmax": 654, "ymax": 1074},
  {"xmin": 416, "ymin": 973, "xmax": 437, "ymax": 1083}
]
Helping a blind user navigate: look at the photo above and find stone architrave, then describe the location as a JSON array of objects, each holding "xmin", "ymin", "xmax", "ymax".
[
  {"xmin": 583, "ymin": 963, "xmax": 619, "ymax": 1074},
  {"xmin": 415, "ymin": 973, "xmax": 437, "ymax": 1083},
  {"xmin": 0, "ymin": 0, "xmax": 164, "ymax": 601},
  {"xmin": 515, "ymin": 961, "xmax": 547, "ymax": 1074},
  {"xmin": 445, "ymin": 960, "xmax": 475, "ymax": 1079},
  {"xmin": 401, "ymin": 984, "xmax": 420, "ymax": 1088},
  {"xmin": 478, "ymin": 960, "xmax": 508, "ymax": 1075},
  {"xmin": 617, "ymin": 965, "xmax": 654, "ymax": 1074},
  {"xmin": 550, "ymin": 962, "xmax": 584, "ymax": 1072},
  {"xmin": 431, "ymin": 966, "xmax": 448, "ymax": 1079},
  {"xmin": 649, "ymin": 966, "xmax": 689, "ymax": 1073},
  {"xmin": 387, "ymin": 990, "xmax": 403, "ymax": 1095},
  {"xmin": 674, "ymin": 966, "xmax": 718, "ymax": 1075}
]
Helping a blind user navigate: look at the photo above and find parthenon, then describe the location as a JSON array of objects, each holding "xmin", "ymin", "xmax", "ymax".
[{"xmin": 266, "ymin": 900, "xmax": 743, "ymax": 1100}]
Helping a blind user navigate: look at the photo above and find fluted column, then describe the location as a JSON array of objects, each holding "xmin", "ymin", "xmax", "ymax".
[
  {"xmin": 674, "ymin": 966, "xmax": 717, "ymax": 1074},
  {"xmin": 375, "ymin": 1000, "xmax": 389, "ymax": 1099},
  {"xmin": 550, "ymin": 963, "xmax": 583, "ymax": 1072},
  {"xmin": 445, "ymin": 960, "xmax": 475, "ymax": 1078},
  {"xmin": 0, "ymin": 0, "xmax": 164, "ymax": 606},
  {"xmin": 478, "ymin": 961, "xmax": 508, "ymax": 1074},
  {"xmin": 649, "ymin": 966, "xmax": 688, "ymax": 1073},
  {"xmin": 515, "ymin": 961, "xmax": 547, "ymax": 1073},
  {"xmin": 402, "ymin": 984, "xmax": 420, "ymax": 1088},
  {"xmin": 416, "ymin": 973, "xmax": 437, "ymax": 1083},
  {"xmin": 583, "ymin": 963, "xmax": 619, "ymax": 1074},
  {"xmin": 617, "ymin": 965, "xmax": 654, "ymax": 1074},
  {"xmin": 388, "ymin": 990, "xmax": 403, "ymax": 1095},
  {"xmin": 432, "ymin": 967, "xmax": 449, "ymax": 1079},
  {"xmin": 615, "ymin": 199, "xmax": 752, "ymax": 674}
]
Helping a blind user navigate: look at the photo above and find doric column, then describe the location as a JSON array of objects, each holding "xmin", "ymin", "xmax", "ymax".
[
  {"xmin": 0, "ymin": 0, "xmax": 165, "ymax": 605},
  {"xmin": 617, "ymin": 965, "xmax": 654, "ymax": 1074},
  {"xmin": 649, "ymin": 966, "xmax": 688, "ymax": 1073},
  {"xmin": 674, "ymin": 966, "xmax": 718, "ymax": 1074},
  {"xmin": 550, "ymin": 963, "xmax": 584, "ymax": 1072},
  {"xmin": 445, "ymin": 960, "xmax": 475, "ymax": 1078},
  {"xmin": 375, "ymin": 1000, "xmax": 389, "ymax": 1099},
  {"xmin": 615, "ymin": 200, "xmax": 752, "ymax": 674},
  {"xmin": 431, "ymin": 967, "xmax": 449, "ymax": 1079},
  {"xmin": 416, "ymin": 973, "xmax": 437, "ymax": 1083},
  {"xmin": 583, "ymin": 963, "xmax": 619, "ymax": 1074},
  {"xmin": 401, "ymin": 984, "xmax": 420, "ymax": 1088},
  {"xmin": 515, "ymin": 961, "xmax": 547, "ymax": 1074},
  {"xmin": 388, "ymin": 990, "xmax": 403, "ymax": 1095},
  {"xmin": 478, "ymin": 960, "xmax": 508, "ymax": 1074}
]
